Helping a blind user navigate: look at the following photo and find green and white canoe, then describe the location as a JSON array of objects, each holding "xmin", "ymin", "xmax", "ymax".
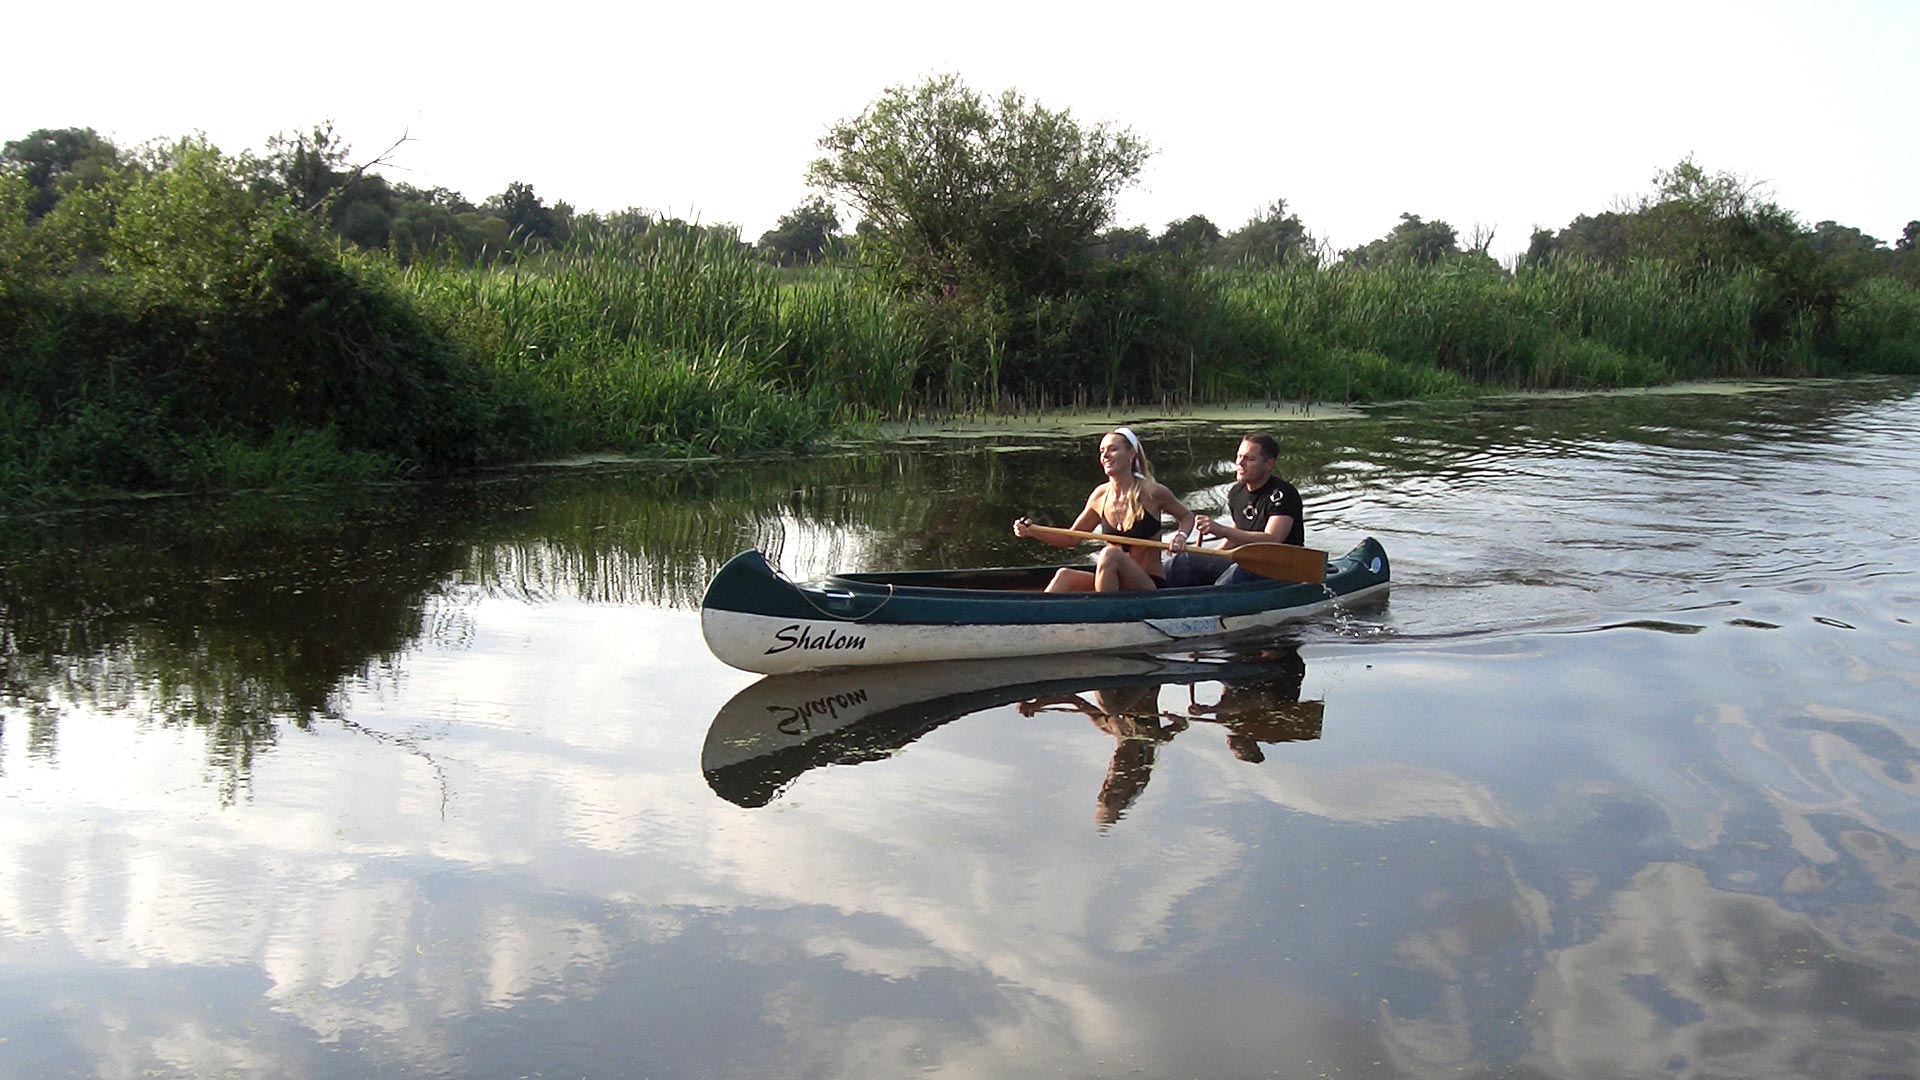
[{"xmin": 699, "ymin": 537, "xmax": 1390, "ymax": 674}]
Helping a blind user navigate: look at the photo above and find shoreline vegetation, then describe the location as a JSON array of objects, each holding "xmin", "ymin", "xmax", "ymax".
[{"xmin": 4, "ymin": 78, "xmax": 1917, "ymax": 507}]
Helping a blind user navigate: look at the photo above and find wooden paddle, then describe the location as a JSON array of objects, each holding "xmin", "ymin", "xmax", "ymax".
[{"xmin": 1022, "ymin": 524, "xmax": 1326, "ymax": 584}]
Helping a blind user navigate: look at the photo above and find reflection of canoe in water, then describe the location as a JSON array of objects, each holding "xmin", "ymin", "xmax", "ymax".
[
  {"xmin": 700, "ymin": 537, "xmax": 1389, "ymax": 674},
  {"xmin": 702, "ymin": 650, "xmax": 1317, "ymax": 807}
]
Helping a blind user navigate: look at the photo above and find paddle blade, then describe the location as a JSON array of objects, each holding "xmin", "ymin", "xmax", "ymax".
[{"xmin": 1231, "ymin": 542, "xmax": 1326, "ymax": 584}]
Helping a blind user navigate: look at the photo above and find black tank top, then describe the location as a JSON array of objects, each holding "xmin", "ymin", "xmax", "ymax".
[
  {"xmin": 1096, "ymin": 514, "xmax": 1161, "ymax": 540},
  {"xmin": 1096, "ymin": 507, "xmax": 1166, "ymax": 588}
]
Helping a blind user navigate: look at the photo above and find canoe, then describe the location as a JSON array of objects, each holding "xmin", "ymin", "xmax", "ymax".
[
  {"xmin": 703, "ymin": 649, "xmax": 1324, "ymax": 807},
  {"xmin": 700, "ymin": 536, "xmax": 1390, "ymax": 674}
]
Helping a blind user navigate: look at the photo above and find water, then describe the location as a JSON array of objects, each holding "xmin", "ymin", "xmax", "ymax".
[{"xmin": 3, "ymin": 379, "xmax": 1919, "ymax": 1078}]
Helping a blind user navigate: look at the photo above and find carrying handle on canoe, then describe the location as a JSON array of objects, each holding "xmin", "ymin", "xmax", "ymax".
[{"xmin": 1021, "ymin": 523, "xmax": 1326, "ymax": 584}]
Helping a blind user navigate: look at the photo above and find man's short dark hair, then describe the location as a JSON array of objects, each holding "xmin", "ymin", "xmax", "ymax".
[{"xmin": 1240, "ymin": 432, "xmax": 1279, "ymax": 460}]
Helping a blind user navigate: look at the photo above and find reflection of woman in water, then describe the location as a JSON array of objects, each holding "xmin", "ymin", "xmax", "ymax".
[{"xmin": 1019, "ymin": 684, "xmax": 1185, "ymax": 825}]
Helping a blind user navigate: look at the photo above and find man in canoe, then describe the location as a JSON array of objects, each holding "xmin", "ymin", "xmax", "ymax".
[
  {"xmin": 1012, "ymin": 426, "xmax": 1195, "ymax": 592},
  {"xmin": 1164, "ymin": 432, "xmax": 1304, "ymax": 587}
]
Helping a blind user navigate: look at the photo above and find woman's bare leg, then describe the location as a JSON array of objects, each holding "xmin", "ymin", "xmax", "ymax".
[
  {"xmin": 1094, "ymin": 546, "xmax": 1156, "ymax": 592},
  {"xmin": 1046, "ymin": 568, "xmax": 1097, "ymax": 593}
]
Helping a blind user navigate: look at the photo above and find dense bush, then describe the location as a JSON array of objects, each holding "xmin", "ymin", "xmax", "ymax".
[{"xmin": 1, "ymin": 140, "xmax": 506, "ymax": 499}]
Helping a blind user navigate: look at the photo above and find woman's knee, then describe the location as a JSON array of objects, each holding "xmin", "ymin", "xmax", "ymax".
[
  {"xmin": 1047, "ymin": 568, "xmax": 1091, "ymax": 593},
  {"xmin": 1095, "ymin": 547, "xmax": 1145, "ymax": 592}
]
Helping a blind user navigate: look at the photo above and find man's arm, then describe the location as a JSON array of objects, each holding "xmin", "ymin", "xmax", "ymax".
[{"xmin": 1196, "ymin": 513, "xmax": 1293, "ymax": 548}]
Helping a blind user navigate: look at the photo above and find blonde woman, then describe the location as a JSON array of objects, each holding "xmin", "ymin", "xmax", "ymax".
[{"xmin": 1013, "ymin": 427, "xmax": 1194, "ymax": 592}]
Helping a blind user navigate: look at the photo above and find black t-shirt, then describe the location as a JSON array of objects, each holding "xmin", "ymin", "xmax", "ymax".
[{"xmin": 1226, "ymin": 477, "xmax": 1304, "ymax": 546}]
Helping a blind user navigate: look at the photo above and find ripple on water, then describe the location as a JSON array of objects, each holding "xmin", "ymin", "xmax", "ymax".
[{"xmin": 5, "ymin": 379, "xmax": 1920, "ymax": 1079}]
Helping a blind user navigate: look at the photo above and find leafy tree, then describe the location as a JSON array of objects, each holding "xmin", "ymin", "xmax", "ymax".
[
  {"xmin": 458, "ymin": 210, "xmax": 513, "ymax": 254},
  {"xmin": 1625, "ymin": 158, "xmax": 1801, "ymax": 273},
  {"xmin": 1087, "ymin": 225, "xmax": 1153, "ymax": 262},
  {"xmin": 485, "ymin": 181, "xmax": 561, "ymax": 245},
  {"xmin": 248, "ymin": 124, "xmax": 448, "ymax": 257},
  {"xmin": 413, "ymin": 185, "xmax": 476, "ymax": 214},
  {"xmin": 1215, "ymin": 200, "xmax": 1315, "ymax": 267},
  {"xmin": 1, "ymin": 127, "xmax": 125, "ymax": 220},
  {"xmin": 757, "ymin": 195, "xmax": 840, "ymax": 266},
  {"xmin": 1806, "ymin": 220, "xmax": 1883, "ymax": 255},
  {"xmin": 1894, "ymin": 221, "xmax": 1920, "ymax": 286},
  {"xmin": 548, "ymin": 199, "xmax": 576, "ymax": 243},
  {"xmin": 1520, "ymin": 226, "xmax": 1558, "ymax": 268},
  {"xmin": 254, "ymin": 123, "xmax": 352, "ymax": 212},
  {"xmin": 389, "ymin": 198, "xmax": 456, "ymax": 261},
  {"xmin": 0, "ymin": 169, "xmax": 34, "ymax": 276},
  {"xmin": 1526, "ymin": 211, "xmax": 1634, "ymax": 268},
  {"xmin": 1342, "ymin": 212, "xmax": 1460, "ymax": 268},
  {"xmin": 1806, "ymin": 220, "xmax": 1889, "ymax": 285},
  {"xmin": 334, "ymin": 187, "xmax": 396, "ymax": 250},
  {"xmin": 1157, "ymin": 214, "xmax": 1220, "ymax": 258},
  {"xmin": 808, "ymin": 74, "xmax": 1150, "ymax": 299},
  {"xmin": 104, "ymin": 138, "xmax": 274, "ymax": 298},
  {"xmin": 1626, "ymin": 158, "xmax": 1846, "ymax": 340},
  {"xmin": 593, "ymin": 208, "xmax": 658, "ymax": 235}
]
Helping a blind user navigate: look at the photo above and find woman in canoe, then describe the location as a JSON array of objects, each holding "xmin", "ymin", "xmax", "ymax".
[{"xmin": 1013, "ymin": 427, "xmax": 1195, "ymax": 592}]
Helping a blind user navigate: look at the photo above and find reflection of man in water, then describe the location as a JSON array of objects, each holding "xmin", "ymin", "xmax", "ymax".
[
  {"xmin": 1186, "ymin": 648, "xmax": 1316, "ymax": 763},
  {"xmin": 1019, "ymin": 684, "xmax": 1184, "ymax": 825}
]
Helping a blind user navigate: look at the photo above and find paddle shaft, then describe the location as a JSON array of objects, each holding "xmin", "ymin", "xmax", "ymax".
[{"xmin": 1022, "ymin": 524, "xmax": 1325, "ymax": 584}]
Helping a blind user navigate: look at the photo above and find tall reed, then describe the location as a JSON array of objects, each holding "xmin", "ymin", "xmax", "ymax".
[
  {"xmin": 1204, "ymin": 257, "xmax": 1820, "ymax": 396},
  {"xmin": 394, "ymin": 225, "xmax": 1915, "ymax": 453},
  {"xmin": 400, "ymin": 222, "xmax": 934, "ymax": 455}
]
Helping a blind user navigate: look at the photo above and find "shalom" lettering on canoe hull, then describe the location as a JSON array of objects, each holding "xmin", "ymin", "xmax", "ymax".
[{"xmin": 765, "ymin": 624, "xmax": 868, "ymax": 656}]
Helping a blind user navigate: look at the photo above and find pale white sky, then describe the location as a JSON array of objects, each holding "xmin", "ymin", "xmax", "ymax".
[{"xmin": 7, "ymin": 0, "xmax": 1914, "ymax": 260}]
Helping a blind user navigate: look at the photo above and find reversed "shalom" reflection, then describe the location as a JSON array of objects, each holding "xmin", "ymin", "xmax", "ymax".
[{"xmin": 766, "ymin": 689, "xmax": 871, "ymax": 735}]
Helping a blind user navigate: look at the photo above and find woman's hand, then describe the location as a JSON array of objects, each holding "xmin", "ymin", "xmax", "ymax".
[
  {"xmin": 1168, "ymin": 530, "xmax": 1188, "ymax": 553},
  {"xmin": 1012, "ymin": 516, "xmax": 1032, "ymax": 538}
]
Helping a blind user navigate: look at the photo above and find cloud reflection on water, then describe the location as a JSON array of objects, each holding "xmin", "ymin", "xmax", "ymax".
[
  {"xmin": 5, "ymin": 380, "xmax": 1920, "ymax": 1076},
  {"xmin": 3, "ymin": 590, "xmax": 1536, "ymax": 1077}
]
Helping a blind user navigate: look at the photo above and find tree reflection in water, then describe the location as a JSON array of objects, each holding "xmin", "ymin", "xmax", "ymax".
[
  {"xmin": 10, "ymin": 380, "xmax": 1903, "ymax": 800},
  {"xmin": 0, "ymin": 445, "xmax": 1075, "ymax": 799}
]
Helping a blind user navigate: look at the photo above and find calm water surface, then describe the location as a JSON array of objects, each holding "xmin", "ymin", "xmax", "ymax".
[{"xmin": 3, "ymin": 380, "xmax": 1918, "ymax": 1079}]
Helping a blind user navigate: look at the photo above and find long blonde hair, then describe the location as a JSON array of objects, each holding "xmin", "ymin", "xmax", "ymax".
[{"xmin": 1106, "ymin": 427, "xmax": 1155, "ymax": 528}]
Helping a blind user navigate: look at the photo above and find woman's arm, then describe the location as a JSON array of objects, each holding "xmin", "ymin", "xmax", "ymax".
[
  {"xmin": 1156, "ymin": 485, "xmax": 1195, "ymax": 534},
  {"xmin": 1154, "ymin": 483, "xmax": 1195, "ymax": 552},
  {"xmin": 1014, "ymin": 489, "xmax": 1104, "ymax": 547}
]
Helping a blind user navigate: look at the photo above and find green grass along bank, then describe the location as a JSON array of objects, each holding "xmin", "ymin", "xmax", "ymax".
[{"xmin": 5, "ymin": 179, "xmax": 1917, "ymax": 507}]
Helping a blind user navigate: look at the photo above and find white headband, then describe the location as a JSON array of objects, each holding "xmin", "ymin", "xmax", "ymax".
[{"xmin": 1113, "ymin": 427, "xmax": 1144, "ymax": 476}]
